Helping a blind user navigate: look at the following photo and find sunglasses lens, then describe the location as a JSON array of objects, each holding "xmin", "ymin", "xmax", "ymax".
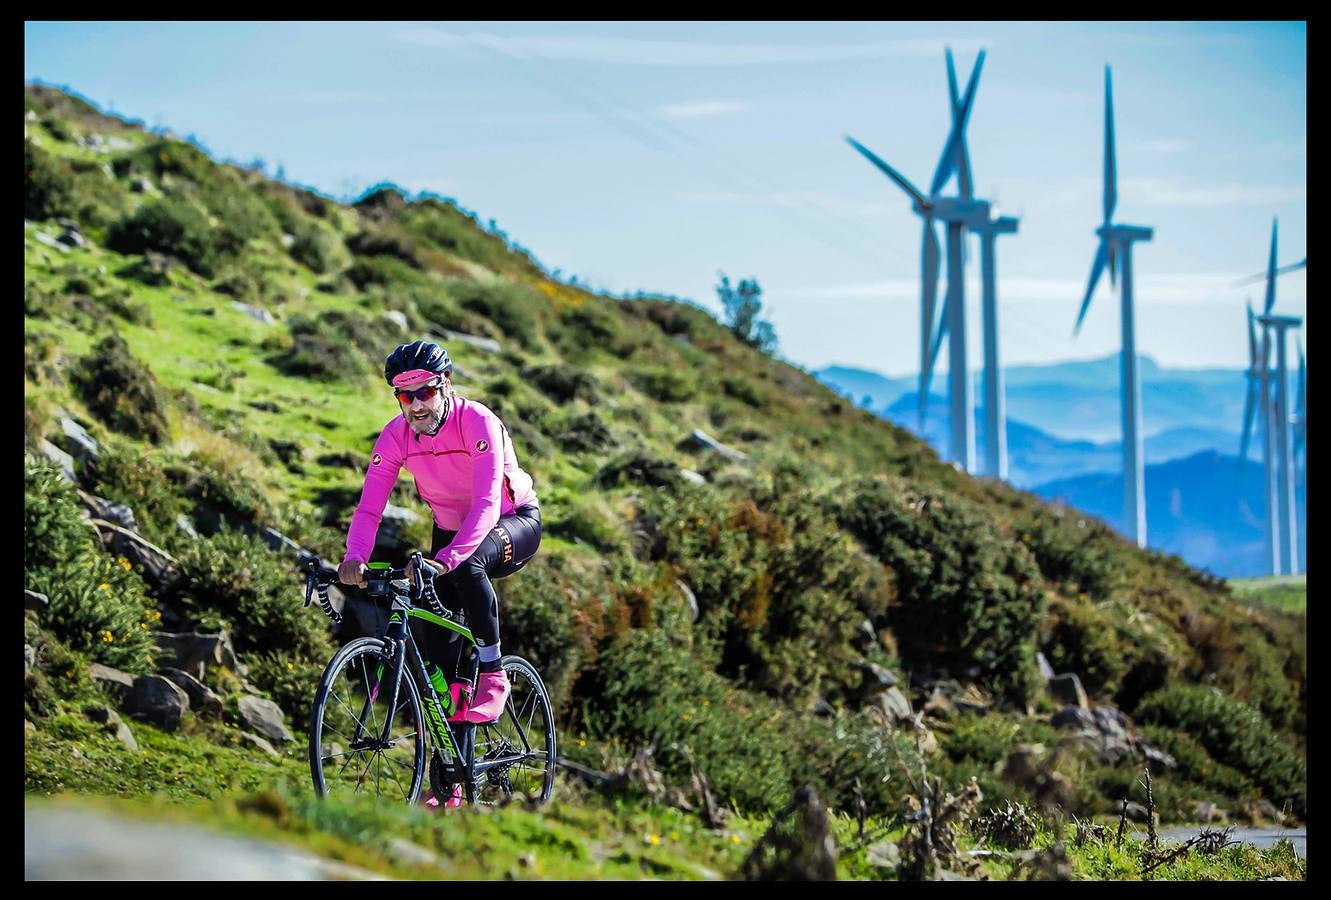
[{"xmin": 395, "ymin": 384, "xmax": 439, "ymax": 403}]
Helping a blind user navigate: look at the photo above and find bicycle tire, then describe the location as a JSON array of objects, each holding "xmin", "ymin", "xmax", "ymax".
[
  {"xmin": 473, "ymin": 655, "xmax": 558, "ymax": 805},
  {"xmin": 309, "ymin": 637, "xmax": 426, "ymax": 805}
]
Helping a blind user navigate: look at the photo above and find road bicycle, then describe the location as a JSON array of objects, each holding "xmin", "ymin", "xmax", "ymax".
[{"xmin": 300, "ymin": 550, "xmax": 557, "ymax": 807}]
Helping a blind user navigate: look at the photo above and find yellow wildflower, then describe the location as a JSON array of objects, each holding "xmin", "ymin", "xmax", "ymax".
[
  {"xmin": 98, "ymin": 583, "xmax": 110, "ymax": 591},
  {"xmin": 730, "ymin": 834, "xmax": 741, "ymax": 844}
]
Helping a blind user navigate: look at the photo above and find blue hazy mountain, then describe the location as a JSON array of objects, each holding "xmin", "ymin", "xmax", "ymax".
[
  {"xmin": 1031, "ymin": 451, "xmax": 1306, "ymax": 579},
  {"xmin": 877, "ymin": 392, "xmax": 1240, "ymax": 489},
  {"xmin": 816, "ymin": 355, "xmax": 1248, "ymax": 442}
]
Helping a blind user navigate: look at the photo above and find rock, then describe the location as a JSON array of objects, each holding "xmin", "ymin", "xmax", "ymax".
[
  {"xmin": 58, "ymin": 416, "xmax": 100, "ymax": 465},
  {"xmin": 79, "ymin": 491, "xmax": 137, "ymax": 531},
  {"xmin": 1142, "ymin": 742, "xmax": 1177, "ymax": 772},
  {"xmin": 126, "ymin": 674, "xmax": 190, "ymax": 730},
  {"xmin": 923, "ymin": 687, "xmax": 955, "ymax": 718},
  {"xmin": 382, "ymin": 310, "xmax": 409, "ymax": 332},
  {"xmin": 853, "ymin": 619, "xmax": 877, "ymax": 648},
  {"xmin": 685, "ymin": 428, "xmax": 748, "ymax": 462},
  {"xmin": 88, "ymin": 662, "xmax": 135, "ymax": 701},
  {"xmin": 279, "ymin": 232, "xmax": 296, "ymax": 248},
  {"xmin": 1051, "ymin": 705, "xmax": 1097, "ymax": 732},
  {"xmin": 870, "ymin": 686, "xmax": 913, "ymax": 724},
  {"xmin": 953, "ymin": 682, "xmax": 993, "ymax": 713},
  {"xmin": 39, "ymin": 439, "xmax": 77, "ymax": 482},
  {"xmin": 154, "ymin": 631, "xmax": 241, "ymax": 681},
  {"xmin": 26, "ymin": 109, "xmax": 37, "ymax": 122},
  {"xmin": 1047, "ymin": 673, "xmax": 1089, "ymax": 710},
  {"xmin": 1192, "ymin": 801, "xmax": 1228, "ymax": 824},
  {"xmin": 85, "ymin": 706, "xmax": 138, "ymax": 751},
  {"xmin": 33, "ymin": 231, "xmax": 70, "ymax": 253},
  {"xmin": 376, "ymin": 504, "xmax": 421, "ymax": 552},
  {"xmin": 1001, "ymin": 744, "xmax": 1048, "ymax": 785},
  {"xmin": 854, "ymin": 659, "xmax": 898, "ymax": 693},
  {"xmin": 679, "ymin": 469, "xmax": 707, "ymax": 486},
  {"xmin": 237, "ymin": 695, "xmax": 294, "ymax": 744},
  {"xmin": 56, "ymin": 226, "xmax": 86, "ymax": 249},
  {"xmin": 231, "ymin": 301, "xmax": 276, "ymax": 325},
  {"xmin": 25, "ymin": 720, "xmax": 36, "ymax": 737},
  {"xmin": 1122, "ymin": 801, "xmax": 1155, "ymax": 826},
  {"xmin": 385, "ymin": 837, "xmax": 440, "ymax": 870},
  {"xmin": 25, "ymin": 590, "xmax": 48, "ymax": 612},
  {"xmin": 811, "ymin": 698, "xmax": 835, "ymax": 717},
  {"xmin": 159, "ymin": 667, "xmax": 224, "ymax": 717},
  {"xmin": 1092, "ymin": 705, "xmax": 1131, "ymax": 739},
  {"xmin": 130, "ymin": 177, "xmax": 154, "ymax": 193},
  {"xmin": 866, "ymin": 840, "xmax": 900, "ymax": 871},
  {"xmin": 175, "ymin": 514, "xmax": 200, "ymax": 540},
  {"xmin": 1036, "ymin": 651, "xmax": 1055, "ymax": 682},
  {"xmin": 259, "ymin": 526, "xmax": 301, "ymax": 556},
  {"xmin": 437, "ymin": 327, "xmax": 501, "ymax": 354},
  {"xmin": 676, "ymin": 579, "xmax": 699, "ymax": 622},
  {"xmin": 25, "ymin": 644, "xmax": 36, "ymax": 677},
  {"xmin": 94, "ymin": 521, "xmax": 177, "ymax": 589},
  {"xmin": 238, "ymin": 731, "xmax": 281, "ymax": 759}
]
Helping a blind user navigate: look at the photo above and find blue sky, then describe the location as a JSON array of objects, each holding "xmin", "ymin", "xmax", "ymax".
[{"xmin": 25, "ymin": 21, "xmax": 1306, "ymax": 378}]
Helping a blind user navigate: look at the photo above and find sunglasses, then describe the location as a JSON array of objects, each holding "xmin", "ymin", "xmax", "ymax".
[{"xmin": 393, "ymin": 381, "xmax": 442, "ymax": 403}]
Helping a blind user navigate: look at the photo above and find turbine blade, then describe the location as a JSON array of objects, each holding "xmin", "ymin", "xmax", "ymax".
[
  {"xmin": 1264, "ymin": 219, "xmax": 1279, "ymax": 314},
  {"xmin": 1104, "ymin": 66, "xmax": 1117, "ymax": 225},
  {"xmin": 945, "ymin": 49, "xmax": 974, "ymax": 199},
  {"xmin": 928, "ymin": 294, "xmax": 949, "ymax": 375},
  {"xmin": 1247, "ymin": 302, "xmax": 1258, "ymax": 368},
  {"xmin": 919, "ymin": 217, "xmax": 941, "ymax": 426},
  {"xmin": 1229, "ymin": 257, "xmax": 1306, "ymax": 288},
  {"xmin": 929, "ymin": 50, "xmax": 985, "ymax": 197},
  {"xmin": 845, "ymin": 135, "xmax": 929, "ymax": 208},
  {"xmin": 1074, "ymin": 240, "xmax": 1110, "ymax": 335},
  {"xmin": 1239, "ymin": 374, "xmax": 1257, "ymax": 465}
]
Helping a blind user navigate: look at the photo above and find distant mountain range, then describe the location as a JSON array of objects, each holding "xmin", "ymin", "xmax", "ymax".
[
  {"xmin": 817, "ymin": 355, "xmax": 1250, "ymax": 443},
  {"xmin": 816, "ymin": 359, "xmax": 1305, "ymax": 578}
]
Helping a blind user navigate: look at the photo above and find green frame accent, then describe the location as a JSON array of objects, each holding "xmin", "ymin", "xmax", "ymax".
[{"xmin": 408, "ymin": 607, "xmax": 476, "ymax": 645}]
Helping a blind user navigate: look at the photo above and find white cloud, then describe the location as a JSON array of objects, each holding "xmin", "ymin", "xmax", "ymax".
[
  {"xmin": 655, "ymin": 100, "xmax": 748, "ymax": 119},
  {"xmin": 395, "ymin": 28, "xmax": 990, "ymax": 66}
]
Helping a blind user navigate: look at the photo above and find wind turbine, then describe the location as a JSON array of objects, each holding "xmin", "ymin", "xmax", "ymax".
[
  {"xmin": 1294, "ymin": 339, "xmax": 1306, "ymax": 475},
  {"xmin": 1073, "ymin": 65, "xmax": 1154, "ymax": 548},
  {"xmin": 938, "ymin": 47, "xmax": 1021, "ymax": 481},
  {"xmin": 846, "ymin": 50, "xmax": 991, "ymax": 472},
  {"xmin": 1240, "ymin": 301, "xmax": 1281, "ymax": 575},
  {"xmin": 1253, "ymin": 220, "xmax": 1303, "ymax": 574}
]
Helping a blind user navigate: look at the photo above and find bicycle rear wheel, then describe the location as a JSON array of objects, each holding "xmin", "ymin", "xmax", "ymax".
[
  {"xmin": 474, "ymin": 655, "xmax": 557, "ymax": 805},
  {"xmin": 309, "ymin": 637, "xmax": 426, "ymax": 804}
]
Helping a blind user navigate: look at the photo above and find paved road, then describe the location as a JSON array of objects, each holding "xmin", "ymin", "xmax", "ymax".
[
  {"xmin": 26, "ymin": 805, "xmax": 387, "ymax": 880},
  {"xmin": 1154, "ymin": 826, "xmax": 1306, "ymax": 860}
]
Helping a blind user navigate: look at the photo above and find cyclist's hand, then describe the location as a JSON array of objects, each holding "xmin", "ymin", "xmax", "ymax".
[
  {"xmin": 406, "ymin": 556, "xmax": 446, "ymax": 586},
  {"xmin": 338, "ymin": 559, "xmax": 368, "ymax": 588}
]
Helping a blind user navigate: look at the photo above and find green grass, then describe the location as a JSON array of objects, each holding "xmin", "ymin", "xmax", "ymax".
[{"xmin": 1229, "ymin": 576, "xmax": 1306, "ymax": 614}]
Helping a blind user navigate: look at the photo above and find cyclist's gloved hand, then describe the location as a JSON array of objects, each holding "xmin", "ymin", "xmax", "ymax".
[
  {"xmin": 338, "ymin": 559, "xmax": 369, "ymax": 588},
  {"xmin": 406, "ymin": 556, "xmax": 446, "ymax": 586}
]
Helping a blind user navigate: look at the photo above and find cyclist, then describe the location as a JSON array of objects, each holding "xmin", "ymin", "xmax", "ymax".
[{"xmin": 337, "ymin": 340, "xmax": 542, "ymax": 804}]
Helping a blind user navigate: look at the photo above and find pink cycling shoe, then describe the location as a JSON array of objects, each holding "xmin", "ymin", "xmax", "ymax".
[
  {"xmin": 421, "ymin": 783, "xmax": 464, "ymax": 811},
  {"xmin": 445, "ymin": 682, "xmax": 471, "ymax": 723},
  {"xmin": 465, "ymin": 670, "xmax": 510, "ymax": 723}
]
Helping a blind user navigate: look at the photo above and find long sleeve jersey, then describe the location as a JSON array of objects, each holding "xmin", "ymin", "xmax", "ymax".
[{"xmin": 343, "ymin": 396, "xmax": 538, "ymax": 572}]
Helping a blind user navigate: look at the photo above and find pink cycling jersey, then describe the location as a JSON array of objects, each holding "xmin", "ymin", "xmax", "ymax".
[{"xmin": 343, "ymin": 396, "xmax": 538, "ymax": 573}]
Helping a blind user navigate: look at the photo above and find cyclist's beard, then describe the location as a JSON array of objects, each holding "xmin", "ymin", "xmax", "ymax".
[{"xmin": 407, "ymin": 396, "xmax": 450, "ymax": 436}]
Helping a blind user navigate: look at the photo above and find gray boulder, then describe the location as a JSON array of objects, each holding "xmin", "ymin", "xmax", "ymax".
[
  {"xmin": 79, "ymin": 491, "xmax": 137, "ymax": 532},
  {"xmin": 33, "ymin": 231, "xmax": 70, "ymax": 253},
  {"xmin": 237, "ymin": 695, "xmax": 294, "ymax": 744},
  {"xmin": 154, "ymin": 630, "xmax": 242, "ymax": 680},
  {"xmin": 870, "ymin": 686, "xmax": 913, "ymax": 725},
  {"xmin": 85, "ymin": 706, "xmax": 138, "ymax": 751},
  {"xmin": 1051, "ymin": 705, "xmax": 1097, "ymax": 732},
  {"xmin": 25, "ymin": 590, "xmax": 48, "ymax": 612},
  {"xmin": 239, "ymin": 731, "xmax": 281, "ymax": 759},
  {"xmin": 375, "ymin": 504, "xmax": 420, "ymax": 552},
  {"xmin": 127, "ymin": 674, "xmax": 190, "ymax": 730},
  {"xmin": 854, "ymin": 659, "xmax": 899, "ymax": 694},
  {"xmin": 381, "ymin": 310, "xmax": 409, "ymax": 332},
  {"xmin": 1047, "ymin": 673, "xmax": 1089, "ymax": 710},
  {"xmin": 57, "ymin": 417, "xmax": 100, "ymax": 465},
  {"xmin": 678, "ymin": 469, "xmax": 707, "ymax": 486},
  {"xmin": 94, "ymin": 520, "xmax": 177, "ymax": 588},
  {"xmin": 676, "ymin": 579, "xmax": 699, "ymax": 623},
  {"xmin": 25, "ymin": 644, "xmax": 36, "ymax": 678},
  {"xmin": 175, "ymin": 514, "xmax": 200, "ymax": 540},
  {"xmin": 56, "ymin": 226, "xmax": 86, "ymax": 249},
  {"xmin": 230, "ymin": 301, "xmax": 276, "ymax": 326},
  {"xmin": 39, "ymin": 439, "xmax": 77, "ymax": 482},
  {"xmin": 1036, "ymin": 651, "xmax": 1055, "ymax": 681},
  {"xmin": 686, "ymin": 428, "xmax": 748, "ymax": 462},
  {"xmin": 88, "ymin": 663, "xmax": 135, "ymax": 702},
  {"xmin": 159, "ymin": 667, "xmax": 224, "ymax": 717},
  {"xmin": 437, "ymin": 327, "xmax": 501, "ymax": 354}
]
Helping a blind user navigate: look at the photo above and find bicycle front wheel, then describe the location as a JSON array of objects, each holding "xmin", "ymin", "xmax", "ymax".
[
  {"xmin": 309, "ymin": 637, "xmax": 426, "ymax": 805},
  {"xmin": 474, "ymin": 655, "xmax": 557, "ymax": 805}
]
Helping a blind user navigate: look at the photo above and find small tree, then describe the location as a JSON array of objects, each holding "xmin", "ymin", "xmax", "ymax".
[{"xmin": 717, "ymin": 273, "xmax": 777, "ymax": 353}]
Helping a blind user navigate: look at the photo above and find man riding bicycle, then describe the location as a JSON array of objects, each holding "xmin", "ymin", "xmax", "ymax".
[{"xmin": 337, "ymin": 339, "xmax": 542, "ymax": 736}]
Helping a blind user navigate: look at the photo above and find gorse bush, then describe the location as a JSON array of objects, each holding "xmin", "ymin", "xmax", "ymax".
[
  {"xmin": 28, "ymin": 552, "xmax": 162, "ymax": 675},
  {"xmin": 1043, "ymin": 594, "xmax": 1130, "ymax": 697},
  {"xmin": 25, "ymin": 457, "xmax": 97, "ymax": 574},
  {"xmin": 838, "ymin": 477, "xmax": 1046, "ymax": 706},
  {"xmin": 166, "ymin": 527, "xmax": 335, "ymax": 661},
  {"xmin": 106, "ymin": 198, "xmax": 226, "ymax": 277},
  {"xmin": 1017, "ymin": 508, "xmax": 1121, "ymax": 599},
  {"xmin": 25, "ymin": 139, "xmax": 78, "ymax": 222},
  {"xmin": 72, "ymin": 334, "xmax": 172, "ymax": 445},
  {"xmin": 630, "ymin": 366, "xmax": 698, "ymax": 403},
  {"xmin": 1135, "ymin": 684, "xmax": 1305, "ymax": 816},
  {"xmin": 83, "ymin": 439, "xmax": 189, "ymax": 551},
  {"xmin": 269, "ymin": 314, "xmax": 367, "ymax": 382}
]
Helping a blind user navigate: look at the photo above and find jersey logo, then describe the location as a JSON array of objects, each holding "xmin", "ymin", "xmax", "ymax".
[
  {"xmin": 371, "ymin": 453, "xmax": 383, "ymax": 466},
  {"xmin": 475, "ymin": 440, "xmax": 489, "ymax": 453}
]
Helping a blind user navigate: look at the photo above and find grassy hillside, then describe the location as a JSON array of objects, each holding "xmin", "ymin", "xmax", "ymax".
[
  {"xmin": 1229, "ymin": 576, "xmax": 1306, "ymax": 614},
  {"xmin": 24, "ymin": 83, "xmax": 1305, "ymax": 878}
]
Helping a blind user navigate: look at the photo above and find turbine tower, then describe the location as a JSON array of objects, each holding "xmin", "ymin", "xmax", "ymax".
[
  {"xmin": 940, "ymin": 49, "xmax": 1020, "ymax": 480},
  {"xmin": 1073, "ymin": 65, "xmax": 1154, "ymax": 548},
  {"xmin": 846, "ymin": 50, "xmax": 990, "ymax": 472},
  {"xmin": 1240, "ymin": 301, "xmax": 1280, "ymax": 575}
]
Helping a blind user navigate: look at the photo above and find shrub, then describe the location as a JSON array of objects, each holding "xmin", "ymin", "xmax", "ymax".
[
  {"xmin": 71, "ymin": 334, "xmax": 172, "ymax": 444},
  {"xmin": 1135, "ymin": 684, "xmax": 1305, "ymax": 816},
  {"xmin": 25, "ymin": 139, "xmax": 78, "ymax": 221},
  {"xmin": 165, "ymin": 527, "xmax": 335, "ymax": 660},
  {"xmin": 1136, "ymin": 724, "xmax": 1255, "ymax": 799},
  {"xmin": 82, "ymin": 439, "xmax": 190, "ymax": 551},
  {"xmin": 523, "ymin": 364, "xmax": 598, "ymax": 405},
  {"xmin": 182, "ymin": 453, "xmax": 274, "ymax": 534},
  {"xmin": 545, "ymin": 494, "xmax": 628, "ymax": 554},
  {"xmin": 493, "ymin": 554, "xmax": 594, "ymax": 710},
  {"xmin": 268, "ymin": 314, "xmax": 367, "ymax": 382},
  {"xmin": 245, "ymin": 649, "xmax": 325, "ymax": 721},
  {"xmin": 25, "ymin": 457, "xmax": 98, "ymax": 575},
  {"xmin": 458, "ymin": 282, "xmax": 541, "ymax": 350},
  {"xmin": 289, "ymin": 220, "xmax": 343, "ymax": 274},
  {"xmin": 1043, "ymin": 594, "xmax": 1129, "ymax": 697},
  {"xmin": 838, "ymin": 477, "xmax": 1047, "ymax": 706},
  {"xmin": 631, "ymin": 366, "xmax": 698, "ymax": 403},
  {"xmin": 27, "ymin": 551, "xmax": 161, "ymax": 675},
  {"xmin": 106, "ymin": 199, "xmax": 225, "ymax": 277},
  {"xmin": 1017, "ymin": 508, "xmax": 1121, "ymax": 599}
]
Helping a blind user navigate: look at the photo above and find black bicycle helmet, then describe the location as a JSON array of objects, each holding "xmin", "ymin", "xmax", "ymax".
[{"xmin": 384, "ymin": 340, "xmax": 451, "ymax": 385}]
